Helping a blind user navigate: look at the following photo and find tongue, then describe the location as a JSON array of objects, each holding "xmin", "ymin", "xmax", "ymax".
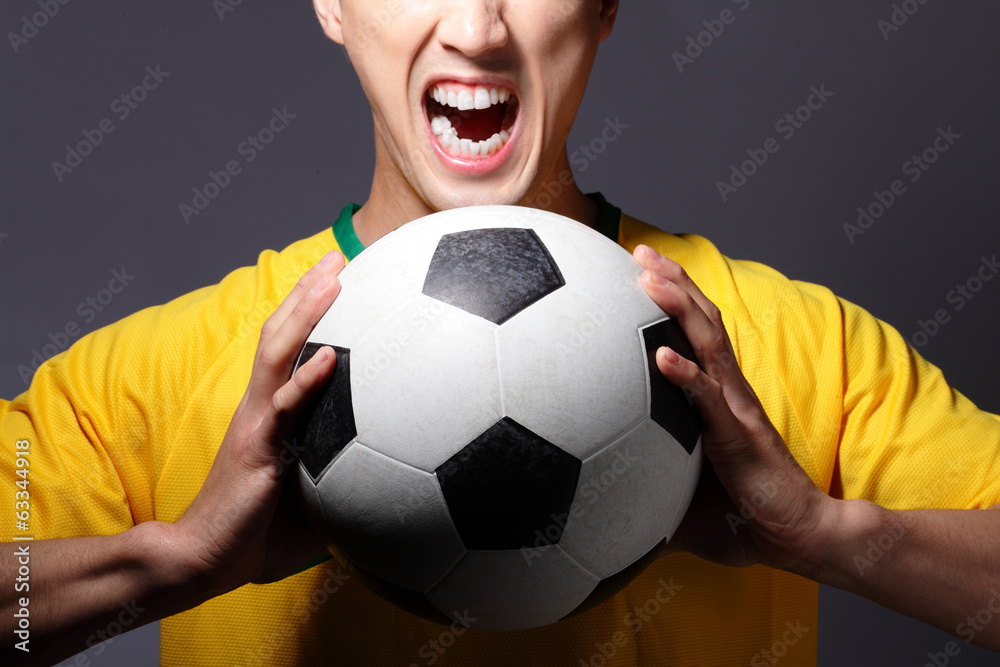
[{"xmin": 446, "ymin": 104, "xmax": 508, "ymax": 142}]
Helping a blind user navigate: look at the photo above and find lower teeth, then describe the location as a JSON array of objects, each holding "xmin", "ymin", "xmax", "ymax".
[{"xmin": 431, "ymin": 115, "xmax": 509, "ymax": 158}]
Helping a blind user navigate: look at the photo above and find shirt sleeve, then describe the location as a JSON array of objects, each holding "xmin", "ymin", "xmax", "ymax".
[
  {"xmin": 835, "ymin": 295, "xmax": 1000, "ymax": 509},
  {"xmin": 2, "ymin": 307, "xmax": 174, "ymax": 541},
  {"xmin": 1, "ymin": 267, "xmax": 259, "ymax": 542},
  {"xmin": 723, "ymin": 250, "xmax": 1000, "ymax": 511}
]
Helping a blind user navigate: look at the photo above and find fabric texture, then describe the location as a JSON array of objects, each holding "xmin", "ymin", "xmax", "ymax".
[{"xmin": 3, "ymin": 199, "xmax": 999, "ymax": 666}]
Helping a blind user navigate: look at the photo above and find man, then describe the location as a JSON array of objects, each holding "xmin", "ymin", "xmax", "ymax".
[{"xmin": 2, "ymin": 1, "xmax": 999, "ymax": 665}]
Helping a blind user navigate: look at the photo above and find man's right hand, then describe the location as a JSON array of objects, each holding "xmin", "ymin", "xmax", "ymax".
[
  {"xmin": 0, "ymin": 249, "xmax": 346, "ymax": 666},
  {"xmin": 170, "ymin": 249, "xmax": 346, "ymax": 593}
]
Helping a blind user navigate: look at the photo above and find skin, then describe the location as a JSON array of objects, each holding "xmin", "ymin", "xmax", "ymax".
[
  {"xmin": 2, "ymin": 2, "xmax": 999, "ymax": 664},
  {"xmin": 313, "ymin": 0, "xmax": 617, "ymax": 244}
]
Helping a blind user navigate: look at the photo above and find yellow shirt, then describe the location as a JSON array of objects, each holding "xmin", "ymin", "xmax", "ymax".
[{"xmin": 4, "ymin": 204, "xmax": 1000, "ymax": 666}]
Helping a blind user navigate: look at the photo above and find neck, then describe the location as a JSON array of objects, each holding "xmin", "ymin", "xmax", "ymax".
[{"xmin": 352, "ymin": 149, "xmax": 599, "ymax": 248}]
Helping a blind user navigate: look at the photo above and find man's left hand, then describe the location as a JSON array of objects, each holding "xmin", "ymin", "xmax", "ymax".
[{"xmin": 634, "ymin": 244, "xmax": 839, "ymax": 577}]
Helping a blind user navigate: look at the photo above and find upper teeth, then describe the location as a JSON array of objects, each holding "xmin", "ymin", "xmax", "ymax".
[{"xmin": 430, "ymin": 85, "xmax": 513, "ymax": 111}]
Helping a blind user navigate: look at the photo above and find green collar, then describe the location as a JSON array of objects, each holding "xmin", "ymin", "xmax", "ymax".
[
  {"xmin": 332, "ymin": 194, "xmax": 621, "ymax": 262},
  {"xmin": 331, "ymin": 203, "xmax": 365, "ymax": 261}
]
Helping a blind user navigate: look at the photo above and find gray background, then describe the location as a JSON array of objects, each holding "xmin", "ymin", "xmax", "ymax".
[{"xmin": 2, "ymin": 0, "xmax": 998, "ymax": 665}]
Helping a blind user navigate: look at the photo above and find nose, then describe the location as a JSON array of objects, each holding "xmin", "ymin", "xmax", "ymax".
[{"xmin": 435, "ymin": 0, "xmax": 509, "ymax": 58}]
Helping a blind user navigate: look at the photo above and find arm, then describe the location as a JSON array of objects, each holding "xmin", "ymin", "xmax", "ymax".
[
  {"xmin": 1, "ymin": 523, "xmax": 206, "ymax": 667},
  {"xmin": 0, "ymin": 251, "xmax": 345, "ymax": 666},
  {"xmin": 811, "ymin": 501, "xmax": 1000, "ymax": 644},
  {"xmin": 635, "ymin": 244, "xmax": 1000, "ymax": 649}
]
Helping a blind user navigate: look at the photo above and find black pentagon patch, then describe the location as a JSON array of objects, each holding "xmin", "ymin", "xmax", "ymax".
[
  {"xmin": 641, "ymin": 319, "xmax": 702, "ymax": 454},
  {"xmin": 421, "ymin": 228, "xmax": 565, "ymax": 325},
  {"xmin": 294, "ymin": 342, "xmax": 356, "ymax": 480},
  {"xmin": 436, "ymin": 417, "xmax": 581, "ymax": 550}
]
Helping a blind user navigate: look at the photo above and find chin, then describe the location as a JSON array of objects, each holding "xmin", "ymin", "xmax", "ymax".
[{"xmin": 422, "ymin": 182, "xmax": 531, "ymax": 212}]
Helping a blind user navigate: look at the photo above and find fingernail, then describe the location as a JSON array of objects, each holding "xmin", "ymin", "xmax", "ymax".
[
  {"xmin": 319, "ymin": 251, "xmax": 337, "ymax": 268},
  {"xmin": 644, "ymin": 245, "xmax": 662, "ymax": 260}
]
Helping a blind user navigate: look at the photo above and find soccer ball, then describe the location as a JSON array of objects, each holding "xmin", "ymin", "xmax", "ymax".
[{"xmin": 292, "ymin": 205, "xmax": 701, "ymax": 631}]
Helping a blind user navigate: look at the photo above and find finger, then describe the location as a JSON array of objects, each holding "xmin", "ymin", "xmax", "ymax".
[
  {"xmin": 636, "ymin": 246, "xmax": 754, "ymax": 395},
  {"xmin": 639, "ymin": 267, "xmax": 731, "ymax": 376},
  {"xmin": 634, "ymin": 245, "xmax": 737, "ymax": 367},
  {"xmin": 655, "ymin": 346, "xmax": 756, "ymax": 458},
  {"xmin": 271, "ymin": 345, "xmax": 337, "ymax": 418},
  {"xmin": 258, "ymin": 251, "xmax": 346, "ymax": 352},
  {"xmin": 248, "ymin": 265, "xmax": 344, "ymax": 407},
  {"xmin": 248, "ymin": 250, "xmax": 342, "ymax": 397},
  {"xmin": 634, "ymin": 245, "xmax": 730, "ymax": 337},
  {"xmin": 248, "ymin": 345, "xmax": 338, "ymax": 469},
  {"xmin": 655, "ymin": 346, "xmax": 778, "ymax": 475}
]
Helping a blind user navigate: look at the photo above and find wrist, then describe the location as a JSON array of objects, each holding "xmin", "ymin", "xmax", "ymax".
[
  {"xmin": 788, "ymin": 497, "xmax": 890, "ymax": 589},
  {"xmin": 128, "ymin": 520, "xmax": 221, "ymax": 610}
]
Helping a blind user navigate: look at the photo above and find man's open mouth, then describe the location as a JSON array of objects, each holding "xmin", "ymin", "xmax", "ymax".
[{"xmin": 426, "ymin": 83, "xmax": 518, "ymax": 159}]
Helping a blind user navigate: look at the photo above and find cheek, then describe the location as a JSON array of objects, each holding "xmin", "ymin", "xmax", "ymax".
[
  {"xmin": 519, "ymin": 2, "xmax": 600, "ymax": 78},
  {"xmin": 528, "ymin": 31, "xmax": 598, "ymax": 126},
  {"xmin": 340, "ymin": 2, "xmax": 420, "ymax": 82},
  {"xmin": 541, "ymin": 0, "xmax": 603, "ymax": 39},
  {"xmin": 341, "ymin": 0, "xmax": 414, "ymax": 48}
]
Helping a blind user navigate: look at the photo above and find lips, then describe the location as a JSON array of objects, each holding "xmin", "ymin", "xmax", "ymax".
[{"xmin": 424, "ymin": 81, "xmax": 519, "ymax": 162}]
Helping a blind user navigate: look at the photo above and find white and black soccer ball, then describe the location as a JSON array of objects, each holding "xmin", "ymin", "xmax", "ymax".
[{"xmin": 292, "ymin": 205, "xmax": 702, "ymax": 631}]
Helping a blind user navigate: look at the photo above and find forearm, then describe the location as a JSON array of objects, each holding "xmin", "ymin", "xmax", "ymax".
[
  {"xmin": 800, "ymin": 500, "xmax": 1000, "ymax": 648},
  {"xmin": 1, "ymin": 521, "xmax": 214, "ymax": 666}
]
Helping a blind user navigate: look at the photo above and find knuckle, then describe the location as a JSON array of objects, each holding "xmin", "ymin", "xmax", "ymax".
[
  {"xmin": 682, "ymin": 370, "xmax": 713, "ymax": 399},
  {"xmin": 257, "ymin": 343, "xmax": 284, "ymax": 369},
  {"xmin": 697, "ymin": 333, "xmax": 731, "ymax": 374},
  {"xmin": 270, "ymin": 387, "xmax": 290, "ymax": 417},
  {"xmin": 662, "ymin": 260, "xmax": 687, "ymax": 282},
  {"xmin": 710, "ymin": 332, "xmax": 729, "ymax": 356},
  {"xmin": 290, "ymin": 295, "xmax": 316, "ymax": 321},
  {"xmin": 692, "ymin": 342, "xmax": 713, "ymax": 366},
  {"xmin": 291, "ymin": 363, "xmax": 313, "ymax": 390},
  {"xmin": 680, "ymin": 289, "xmax": 699, "ymax": 311},
  {"xmin": 259, "ymin": 319, "xmax": 278, "ymax": 340},
  {"xmin": 705, "ymin": 303, "xmax": 723, "ymax": 323},
  {"xmin": 294, "ymin": 274, "xmax": 313, "ymax": 293}
]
